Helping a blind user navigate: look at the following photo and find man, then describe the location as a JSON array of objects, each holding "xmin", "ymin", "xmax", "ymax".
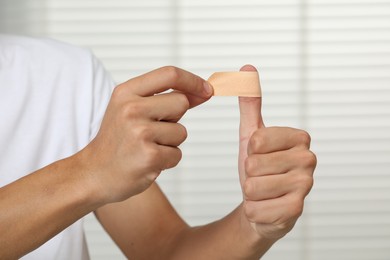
[{"xmin": 0, "ymin": 35, "xmax": 316, "ymax": 259}]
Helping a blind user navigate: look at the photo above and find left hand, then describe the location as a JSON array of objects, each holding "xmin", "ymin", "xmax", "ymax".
[{"xmin": 238, "ymin": 65, "xmax": 316, "ymax": 240}]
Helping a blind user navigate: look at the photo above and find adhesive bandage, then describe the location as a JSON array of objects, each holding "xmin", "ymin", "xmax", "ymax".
[{"xmin": 207, "ymin": 71, "xmax": 261, "ymax": 97}]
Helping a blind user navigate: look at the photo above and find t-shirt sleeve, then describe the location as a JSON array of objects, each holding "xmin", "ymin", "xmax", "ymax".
[{"xmin": 89, "ymin": 54, "xmax": 116, "ymax": 140}]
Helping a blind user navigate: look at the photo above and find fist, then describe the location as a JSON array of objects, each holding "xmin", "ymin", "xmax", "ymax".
[
  {"xmin": 242, "ymin": 127, "xmax": 316, "ymax": 239},
  {"xmin": 238, "ymin": 65, "xmax": 316, "ymax": 240}
]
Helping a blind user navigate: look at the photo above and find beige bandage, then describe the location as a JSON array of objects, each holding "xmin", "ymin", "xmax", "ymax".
[{"xmin": 207, "ymin": 71, "xmax": 261, "ymax": 97}]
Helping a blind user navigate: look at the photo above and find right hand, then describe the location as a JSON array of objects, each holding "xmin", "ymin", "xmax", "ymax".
[{"xmin": 78, "ymin": 66, "xmax": 213, "ymax": 203}]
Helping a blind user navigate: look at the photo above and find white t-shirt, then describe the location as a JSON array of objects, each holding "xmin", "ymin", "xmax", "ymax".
[{"xmin": 0, "ymin": 35, "xmax": 116, "ymax": 259}]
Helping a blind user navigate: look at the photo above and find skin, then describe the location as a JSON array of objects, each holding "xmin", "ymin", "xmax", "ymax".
[{"xmin": 0, "ymin": 65, "xmax": 316, "ymax": 259}]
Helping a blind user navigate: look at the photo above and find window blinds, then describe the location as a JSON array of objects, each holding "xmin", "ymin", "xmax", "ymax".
[{"xmin": 1, "ymin": 0, "xmax": 390, "ymax": 259}]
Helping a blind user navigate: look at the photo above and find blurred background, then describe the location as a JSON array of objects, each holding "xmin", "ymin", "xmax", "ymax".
[{"xmin": 1, "ymin": 0, "xmax": 390, "ymax": 259}]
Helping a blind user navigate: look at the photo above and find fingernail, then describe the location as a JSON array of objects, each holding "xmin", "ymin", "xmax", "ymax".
[{"xmin": 203, "ymin": 81, "xmax": 213, "ymax": 96}]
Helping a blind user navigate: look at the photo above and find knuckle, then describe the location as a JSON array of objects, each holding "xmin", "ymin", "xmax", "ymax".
[
  {"xmin": 303, "ymin": 174, "xmax": 314, "ymax": 190},
  {"xmin": 170, "ymin": 94, "xmax": 190, "ymax": 121},
  {"xmin": 112, "ymin": 84, "xmax": 126, "ymax": 100},
  {"xmin": 243, "ymin": 178, "xmax": 253, "ymax": 199},
  {"xmin": 295, "ymin": 130, "xmax": 311, "ymax": 147},
  {"xmin": 177, "ymin": 93, "xmax": 190, "ymax": 111},
  {"xmin": 135, "ymin": 124, "xmax": 153, "ymax": 141},
  {"xmin": 295, "ymin": 174, "xmax": 314, "ymax": 194},
  {"xmin": 161, "ymin": 66, "xmax": 181, "ymax": 83},
  {"xmin": 249, "ymin": 130, "xmax": 266, "ymax": 153},
  {"xmin": 244, "ymin": 156, "xmax": 256, "ymax": 176},
  {"xmin": 289, "ymin": 198, "xmax": 304, "ymax": 219},
  {"xmin": 307, "ymin": 151, "xmax": 317, "ymax": 168},
  {"xmin": 122, "ymin": 100, "xmax": 144, "ymax": 119},
  {"xmin": 300, "ymin": 150, "xmax": 317, "ymax": 169},
  {"xmin": 143, "ymin": 145, "xmax": 160, "ymax": 167}
]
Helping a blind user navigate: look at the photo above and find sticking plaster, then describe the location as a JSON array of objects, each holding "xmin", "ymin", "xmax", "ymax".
[{"xmin": 207, "ymin": 71, "xmax": 262, "ymax": 97}]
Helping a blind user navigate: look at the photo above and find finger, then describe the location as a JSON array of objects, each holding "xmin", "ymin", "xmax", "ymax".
[
  {"xmin": 238, "ymin": 64, "xmax": 263, "ymax": 185},
  {"xmin": 153, "ymin": 122, "xmax": 187, "ymax": 147},
  {"xmin": 244, "ymin": 194, "xmax": 304, "ymax": 224},
  {"xmin": 243, "ymin": 174, "xmax": 290, "ymax": 201},
  {"xmin": 246, "ymin": 150, "xmax": 317, "ymax": 177},
  {"xmin": 239, "ymin": 65, "xmax": 264, "ymax": 141},
  {"xmin": 172, "ymin": 90, "xmax": 212, "ymax": 109},
  {"xmin": 245, "ymin": 150, "xmax": 298, "ymax": 177},
  {"xmin": 124, "ymin": 66, "xmax": 213, "ymax": 98},
  {"xmin": 145, "ymin": 92, "xmax": 190, "ymax": 122},
  {"xmin": 156, "ymin": 145, "xmax": 183, "ymax": 170},
  {"xmin": 248, "ymin": 127, "xmax": 311, "ymax": 155}
]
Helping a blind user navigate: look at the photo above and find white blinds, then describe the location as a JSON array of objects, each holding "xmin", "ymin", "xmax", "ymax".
[
  {"xmin": 304, "ymin": 2, "xmax": 390, "ymax": 259},
  {"xmin": 1, "ymin": 0, "xmax": 390, "ymax": 259}
]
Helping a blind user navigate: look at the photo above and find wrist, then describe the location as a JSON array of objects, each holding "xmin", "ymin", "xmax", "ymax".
[
  {"xmin": 61, "ymin": 152, "xmax": 108, "ymax": 210},
  {"xmin": 237, "ymin": 203, "xmax": 278, "ymax": 257}
]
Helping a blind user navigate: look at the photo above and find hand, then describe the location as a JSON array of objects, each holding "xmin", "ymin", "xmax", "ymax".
[
  {"xmin": 78, "ymin": 66, "xmax": 213, "ymax": 204},
  {"xmin": 238, "ymin": 65, "xmax": 316, "ymax": 240}
]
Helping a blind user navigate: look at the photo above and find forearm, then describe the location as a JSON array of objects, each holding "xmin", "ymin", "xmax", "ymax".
[
  {"xmin": 0, "ymin": 156, "xmax": 102, "ymax": 259},
  {"xmin": 169, "ymin": 205, "xmax": 276, "ymax": 260},
  {"xmin": 98, "ymin": 184, "xmax": 277, "ymax": 260}
]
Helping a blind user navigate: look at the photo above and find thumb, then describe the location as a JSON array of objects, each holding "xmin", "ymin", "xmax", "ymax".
[
  {"xmin": 238, "ymin": 65, "xmax": 264, "ymax": 185},
  {"xmin": 239, "ymin": 64, "xmax": 264, "ymax": 142}
]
